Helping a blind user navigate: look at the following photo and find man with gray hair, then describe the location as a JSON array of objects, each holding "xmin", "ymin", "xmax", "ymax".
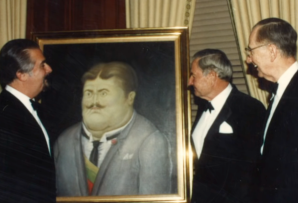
[
  {"xmin": 54, "ymin": 62, "xmax": 171, "ymax": 197},
  {"xmin": 189, "ymin": 49, "xmax": 265, "ymax": 203}
]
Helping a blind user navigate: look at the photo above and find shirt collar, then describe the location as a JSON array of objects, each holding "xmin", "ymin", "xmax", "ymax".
[
  {"xmin": 210, "ymin": 83, "xmax": 232, "ymax": 112},
  {"xmin": 276, "ymin": 61, "xmax": 298, "ymax": 98},
  {"xmin": 82, "ymin": 111, "xmax": 135, "ymax": 142},
  {"xmin": 5, "ymin": 85, "xmax": 34, "ymax": 113}
]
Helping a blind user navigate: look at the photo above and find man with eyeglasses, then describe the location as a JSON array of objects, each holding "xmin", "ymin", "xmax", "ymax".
[{"xmin": 247, "ymin": 18, "xmax": 298, "ymax": 202}]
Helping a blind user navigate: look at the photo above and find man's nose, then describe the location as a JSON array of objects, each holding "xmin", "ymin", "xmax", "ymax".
[
  {"xmin": 93, "ymin": 93, "xmax": 103, "ymax": 105},
  {"xmin": 45, "ymin": 64, "xmax": 52, "ymax": 74},
  {"xmin": 93, "ymin": 93, "xmax": 98, "ymax": 103}
]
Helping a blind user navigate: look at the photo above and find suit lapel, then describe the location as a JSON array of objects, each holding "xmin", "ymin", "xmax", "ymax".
[
  {"xmin": 206, "ymin": 104, "xmax": 231, "ymax": 138},
  {"xmin": 91, "ymin": 137, "xmax": 122, "ymax": 195},
  {"xmin": 263, "ymin": 70, "xmax": 298, "ymax": 155},
  {"xmin": 1, "ymin": 90, "xmax": 37, "ymax": 123},
  {"xmin": 268, "ymin": 70, "xmax": 298, "ymax": 130},
  {"xmin": 0, "ymin": 90, "xmax": 49, "ymax": 150},
  {"xmin": 74, "ymin": 125, "xmax": 89, "ymax": 196},
  {"xmin": 191, "ymin": 88, "xmax": 234, "ymax": 162},
  {"xmin": 203, "ymin": 88, "xmax": 235, "ymax": 141}
]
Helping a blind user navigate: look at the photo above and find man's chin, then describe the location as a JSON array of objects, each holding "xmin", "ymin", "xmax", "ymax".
[
  {"xmin": 257, "ymin": 70, "xmax": 264, "ymax": 78},
  {"xmin": 194, "ymin": 90, "xmax": 201, "ymax": 97},
  {"xmin": 83, "ymin": 115, "xmax": 105, "ymax": 124},
  {"xmin": 85, "ymin": 121, "xmax": 108, "ymax": 132}
]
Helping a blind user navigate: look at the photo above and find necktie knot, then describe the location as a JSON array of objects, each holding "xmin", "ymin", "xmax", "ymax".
[
  {"xmin": 92, "ymin": 140, "xmax": 100, "ymax": 148},
  {"xmin": 30, "ymin": 99, "xmax": 40, "ymax": 111},
  {"xmin": 90, "ymin": 140, "xmax": 101, "ymax": 166},
  {"xmin": 203, "ymin": 101, "xmax": 214, "ymax": 113}
]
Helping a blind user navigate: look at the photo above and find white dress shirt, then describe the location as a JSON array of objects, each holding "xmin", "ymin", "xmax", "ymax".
[
  {"xmin": 81, "ymin": 111, "xmax": 135, "ymax": 168},
  {"xmin": 192, "ymin": 84, "xmax": 232, "ymax": 159},
  {"xmin": 261, "ymin": 61, "xmax": 298, "ymax": 154},
  {"xmin": 5, "ymin": 85, "xmax": 51, "ymax": 155}
]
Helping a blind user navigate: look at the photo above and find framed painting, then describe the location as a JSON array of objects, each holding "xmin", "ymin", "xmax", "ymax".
[{"xmin": 31, "ymin": 28, "xmax": 192, "ymax": 203}]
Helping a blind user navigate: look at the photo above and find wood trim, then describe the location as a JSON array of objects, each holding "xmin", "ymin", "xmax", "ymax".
[{"xmin": 26, "ymin": 0, "xmax": 126, "ymax": 39}]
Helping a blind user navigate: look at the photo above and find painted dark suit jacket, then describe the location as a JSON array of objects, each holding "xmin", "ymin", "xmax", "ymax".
[
  {"xmin": 259, "ymin": 69, "xmax": 298, "ymax": 202},
  {"xmin": 54, "ymin": 112, "xmax": 171, "ymax": 196},
  {"xmin": 0, "ymin": 90, "xmax": 56, "ymax": 203},
  {"xmin": 191, "ymin": 85, "xmax": 266, "ymax": 203}
]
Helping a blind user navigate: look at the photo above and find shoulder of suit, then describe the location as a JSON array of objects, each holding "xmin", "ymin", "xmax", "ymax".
[
  {"xmin": 130, "ymin": 112, "xmax": 166, "ymax": 139},
  {"xmin": 57, "ymin": 122, "xmax": 82, "ymax": 141},
  {"xmin": 0, "ymin": 92, "xmax": 10, "ymax": 111},
  {"xmin": 284, "ymin": 73, "xmax": 298, "ymax": 94},
  {"xmin": 0, "ymin": 90, "xmax": 25, "ymax": 112},
  {"xmin": 0, "ymin": 97, "xmax": 19, "ymax": 116},
  {"xmin": 228, "ymin": 88, "xmax": 265, "ymax": 111},
  {"xmin": 132, "ymin": 112, "xmax": 159, "ymax": 132}
]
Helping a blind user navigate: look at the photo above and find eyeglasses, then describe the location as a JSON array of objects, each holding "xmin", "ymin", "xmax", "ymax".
[{"xmin": 245, "ymin": 44, "xmax": 270, "ymax": 56}]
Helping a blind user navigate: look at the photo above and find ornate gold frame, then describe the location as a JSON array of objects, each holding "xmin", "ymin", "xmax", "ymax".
[{"xmin": 31, "ymin": 27, "xmax": 192, "ymax": 203}]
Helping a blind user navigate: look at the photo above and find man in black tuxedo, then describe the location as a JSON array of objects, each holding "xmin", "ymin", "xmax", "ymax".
[
  {"xmin": 0, "ymin": 39, "xmax": 55, "ymax": 202},
  {"xmin": 246, "ymin": 18, "xmax": 298, "ymax": 202},
  {"xmin": 189, "ymin": 49, "xmax": 265, "ymax": 203}
]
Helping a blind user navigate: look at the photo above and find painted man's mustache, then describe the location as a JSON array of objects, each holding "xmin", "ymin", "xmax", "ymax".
[{"xmin": 86, "ymin": 103, "xmax": 105, "ymax": 109}]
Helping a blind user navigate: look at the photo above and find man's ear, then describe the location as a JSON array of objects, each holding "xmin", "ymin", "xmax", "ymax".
[
  {"xmin": 269, "ymin": 44, "xmax": 278, "ymax": 62},
  {"xmin": 208, "ymin": 70, "xmax": 217, "ymax": 80},
  {"xmin": 207, "ymin": 70, "xmax": 218, "ymax": 87},
  {"xmin": 127, "ymin": 91, "xmax": 136, "ymax": 105},
  {"xmin": 16, "ymin": 71, "xmax": 29, "ymax": 82},
  {"xmin": 208, "ymin": 70, "xmax": 217, "ymax": 77}
]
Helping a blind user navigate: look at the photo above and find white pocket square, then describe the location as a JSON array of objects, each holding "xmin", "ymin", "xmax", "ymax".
[
  {"xmin": 123, "ymin": 153, "xmax": 134, "ymax": 160},
  {"xmin": 219, "ymin": 121, "xmax": 233, "ymax": 134}
]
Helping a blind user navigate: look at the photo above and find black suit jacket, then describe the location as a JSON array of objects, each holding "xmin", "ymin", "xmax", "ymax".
[
  {"xmin": 259, "ymin": 69, "xmax": 298, "ymax": 202},
  {"xmin": 191, "ymin": 85, "xmax": 266, "ymax": 203},
  {"xmin": 0, "ymin": 90, "xmax": 56, "ymax": 203}
]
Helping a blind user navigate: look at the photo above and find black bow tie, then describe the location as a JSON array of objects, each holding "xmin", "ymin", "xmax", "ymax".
[
  {"xmin": 202, "ymin": 101, "xmax": 214, "ymax": 113},
  {"xmin": 270, "ymin": 82, "xmax": 278, "ymax": 95},
  {"xmin": 30, "ymin": 99, "xmax": 40, "ymax": 111}
]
